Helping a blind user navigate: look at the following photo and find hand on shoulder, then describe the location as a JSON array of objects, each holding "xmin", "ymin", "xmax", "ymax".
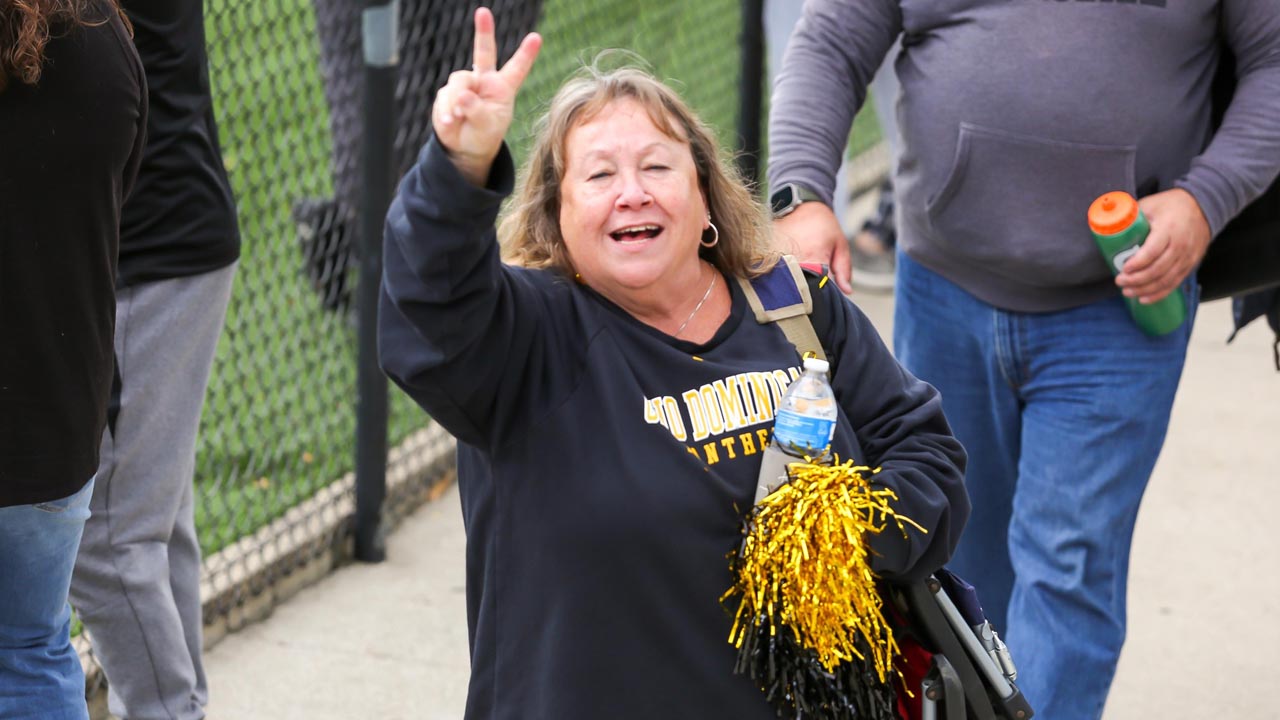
[{"xmin": 772, "ymin": 202, "xmax": 851, "ymax": 294}]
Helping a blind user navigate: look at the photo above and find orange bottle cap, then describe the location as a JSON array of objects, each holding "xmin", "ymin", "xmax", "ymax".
[{"xmin": 1088, "ymin": 191, "xmax": 1138, "ymax": 235}]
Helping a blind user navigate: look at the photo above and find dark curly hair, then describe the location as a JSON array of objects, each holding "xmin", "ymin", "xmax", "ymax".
[{"xmin": 0, "ymin": 0, "xmax": 129, "ymax": 93}]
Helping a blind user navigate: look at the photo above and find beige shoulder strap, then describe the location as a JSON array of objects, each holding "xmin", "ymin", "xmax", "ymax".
[{"xmin": 736, "ymin": 255, "xmax": 827, "ymax": 362}]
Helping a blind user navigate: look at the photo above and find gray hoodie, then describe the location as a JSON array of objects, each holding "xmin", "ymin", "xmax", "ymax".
[{"xmin": 767, "ymin": 0, "xmax": 1280, "ymax": 312}]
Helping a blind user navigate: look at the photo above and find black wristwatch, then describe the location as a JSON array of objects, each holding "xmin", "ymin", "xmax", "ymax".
[{"xmin": 769, "ymin": 183, "xmax": 825, "ymax": 219}]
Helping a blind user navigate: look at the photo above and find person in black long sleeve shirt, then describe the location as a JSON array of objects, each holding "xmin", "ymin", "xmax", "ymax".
[
  {"xmin": 67, "ymin": 1, "xmax": 241, "ymax": 717},
  {"xmin": 0, "ymin": 1, "xmax": 146, "ymax": 716},
  {"xmin": 379, "ymin": 10, "xmax": 967, "ymax": 719}
]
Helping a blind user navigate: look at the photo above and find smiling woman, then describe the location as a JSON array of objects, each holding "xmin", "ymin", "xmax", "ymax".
[
  {"xmin": 377, "ymin": 8, "xmax": 968, "ymax": 720},
  {"xmin": 557, "ymin": 97, "xmax": 716, "ymax": 325},
  {"xmin": 498, "ymin": 60, "xmax": 775, "ymax": 341}
]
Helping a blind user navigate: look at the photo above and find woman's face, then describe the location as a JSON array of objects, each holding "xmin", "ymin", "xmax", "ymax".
[{"xmin": 559, "ymin": 98, "xmax": 708, "ymax": 300}]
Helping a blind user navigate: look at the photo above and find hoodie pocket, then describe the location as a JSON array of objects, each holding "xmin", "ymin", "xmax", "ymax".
[{"xmin": 926, "ymin": 123, "xmax": 1137, "ymax": 286}]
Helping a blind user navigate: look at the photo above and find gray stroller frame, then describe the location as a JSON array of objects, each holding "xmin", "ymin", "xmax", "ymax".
[{"xmin": 888, "ymin": 573, "xmax": 1034, "ymax": 720}]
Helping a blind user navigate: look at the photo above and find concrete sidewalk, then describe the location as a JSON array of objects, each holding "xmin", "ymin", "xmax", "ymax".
[{"xmin": 204, "ymin": 285, "xmax": 1278, "ymax": 719}]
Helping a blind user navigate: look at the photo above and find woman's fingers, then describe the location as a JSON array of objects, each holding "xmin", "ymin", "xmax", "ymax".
[
  {"xmin": 499, "ymin": 32, "xmax": 542, "ymax": 90},
  {"xmin": 472, "ymin": 7, "xmax": 498, "ymax": 73},
  {"xmin": 432, "ymin": 8, "xmax": 541, "ymax": 166},
  {"xmin": 436, "ymin": 89, "xmax": 479, "ymax": 126},
  {"xmin": 472, "ymin": 7, "xmax": 541, "ymax": 92},
  {"xmin": 432, "ymin": 72, "xmax": 473, "ymax": 128}
]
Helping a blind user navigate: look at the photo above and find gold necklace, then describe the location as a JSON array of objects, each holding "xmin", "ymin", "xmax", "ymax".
[{"xmin": 674, "ymin": 271, "xmax": 717, "ymax": 338}]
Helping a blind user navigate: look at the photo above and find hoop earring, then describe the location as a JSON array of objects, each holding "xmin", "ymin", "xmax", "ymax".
[{"xmin": 700, "ymin": 221, "xmax": 720, "ymax": 248}]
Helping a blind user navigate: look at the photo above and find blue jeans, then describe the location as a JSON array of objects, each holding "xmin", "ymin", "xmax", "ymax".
[
  {"xmin": 894, "ymin": 252, "xmax": 1194, "ymax": 719},
  {"xmin": 0, "ymin": 478, "xmax": 94, "ymax": 720}
]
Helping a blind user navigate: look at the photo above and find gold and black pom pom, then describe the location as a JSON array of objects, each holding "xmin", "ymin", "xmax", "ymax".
[{"xmin": 723, "ymin": 455, "xmax": 924, "ymax": 719}]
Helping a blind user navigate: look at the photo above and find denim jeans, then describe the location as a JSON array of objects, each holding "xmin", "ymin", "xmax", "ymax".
[
  {"xmin": 0, "ymin": 478, "xmax": 94, "ymax": 720},
  {"xmin": 894, "ymin": 252, "xmax": 1194, "ymax": 720}
]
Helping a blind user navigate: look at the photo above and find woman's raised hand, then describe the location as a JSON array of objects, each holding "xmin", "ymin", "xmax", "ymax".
[{"xmin": 432, "ymin": 7, "xmax": 541, "ymax": 186}]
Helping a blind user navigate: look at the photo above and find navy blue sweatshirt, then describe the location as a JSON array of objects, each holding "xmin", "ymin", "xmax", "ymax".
[{"xmin": 380, "ymin": 137, "xmax": 969, "ymax": 719}]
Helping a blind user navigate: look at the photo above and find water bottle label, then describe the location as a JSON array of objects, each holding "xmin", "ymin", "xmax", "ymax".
[
  {"xmin": 773, "ymin": 410, "xmax": 835, "ymax": 454},
  {"xmin": 1112, "ymin": 245, "xmax": 1139, "ymax": 274}
]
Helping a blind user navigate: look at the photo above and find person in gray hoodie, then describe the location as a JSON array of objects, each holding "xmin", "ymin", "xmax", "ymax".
[{"xmin": 766, "ymin": 1, "xmax": 1280, "ymax": 718}]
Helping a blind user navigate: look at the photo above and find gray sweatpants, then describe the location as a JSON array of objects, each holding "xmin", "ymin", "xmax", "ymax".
[{"xmin": 71, "ymin": 263, "xmax": 236, "ymax": 720}]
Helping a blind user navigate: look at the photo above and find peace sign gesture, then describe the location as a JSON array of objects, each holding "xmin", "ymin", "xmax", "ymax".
[{"xmin": 432, "ymin": 7, "xmax": 542, "ymax": 186}]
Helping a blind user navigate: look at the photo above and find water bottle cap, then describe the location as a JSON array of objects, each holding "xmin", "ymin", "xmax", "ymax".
[
  {"xmin": 1088, "ymin": 191, "xmax": 1139, "ymax": 236},
  {"xmin": 802, "ymin": 357, "xmax": 829, "ymax": 374}
]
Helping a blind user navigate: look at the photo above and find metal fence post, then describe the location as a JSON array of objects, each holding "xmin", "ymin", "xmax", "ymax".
[
  {"xmin": 737, "ymin": 0, "xmax": 765, "ymax": 188},
  {"xmin": 355, "ymin": 0, "xmax": 398, "ymax": 563}
]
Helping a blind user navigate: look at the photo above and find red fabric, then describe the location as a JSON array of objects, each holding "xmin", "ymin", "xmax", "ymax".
[{"xmin": 894, "ymin": 633, "xmax": 934, "ymax": 720}]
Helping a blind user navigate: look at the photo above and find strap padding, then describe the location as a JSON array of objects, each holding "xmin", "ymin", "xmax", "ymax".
[{"xmin": 738, "ymin": 255, "xmax": 827, "ymax": 362}]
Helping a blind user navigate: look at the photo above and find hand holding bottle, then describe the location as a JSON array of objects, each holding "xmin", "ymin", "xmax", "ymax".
[
  {"xmin": 1088, "ymin": 191, "xmax": 1188, "ymax": 336},
  {"xmin": 1114, "ymin": 188, "xmax": 1211, "ymax": 305},
  {"xmin": 431, "ymin": 7, "xmax": 541, "ymax": 187}
]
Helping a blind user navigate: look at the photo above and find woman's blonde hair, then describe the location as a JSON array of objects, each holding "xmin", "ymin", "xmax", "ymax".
[{"xmin": 499, "ymin": 59, "xmax": 777, "ymax": 279}]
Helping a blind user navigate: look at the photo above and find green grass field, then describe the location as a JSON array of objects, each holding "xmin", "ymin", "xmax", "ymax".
[{"xmin": 193, "ymin": 0, "xmax": 882, "ymax": 556}]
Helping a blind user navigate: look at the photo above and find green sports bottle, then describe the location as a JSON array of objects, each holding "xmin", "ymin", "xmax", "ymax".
[{"xmin": 1087, "ymin": 191, "xmax": 1186, "ymax": 336}]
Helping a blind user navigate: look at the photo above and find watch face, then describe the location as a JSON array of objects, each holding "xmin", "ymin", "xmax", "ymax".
[{"xmin": 770, "ymin": 185, "xmax": 797, "ymax": 216}]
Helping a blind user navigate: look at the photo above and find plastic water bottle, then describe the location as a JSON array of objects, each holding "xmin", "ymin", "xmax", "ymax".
[
  {"xmin": 754, "ymin": 357, "xmax": 839, "ymax": 503},
  {"xmin": 1088, "ymin": 191, "xmax": 1187, "ymax": 336}
]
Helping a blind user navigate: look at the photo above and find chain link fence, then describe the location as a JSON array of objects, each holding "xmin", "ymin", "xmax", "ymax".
[{"xmin": 77, "ymin": 1, "xmax": 887, "ymax": 713}]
